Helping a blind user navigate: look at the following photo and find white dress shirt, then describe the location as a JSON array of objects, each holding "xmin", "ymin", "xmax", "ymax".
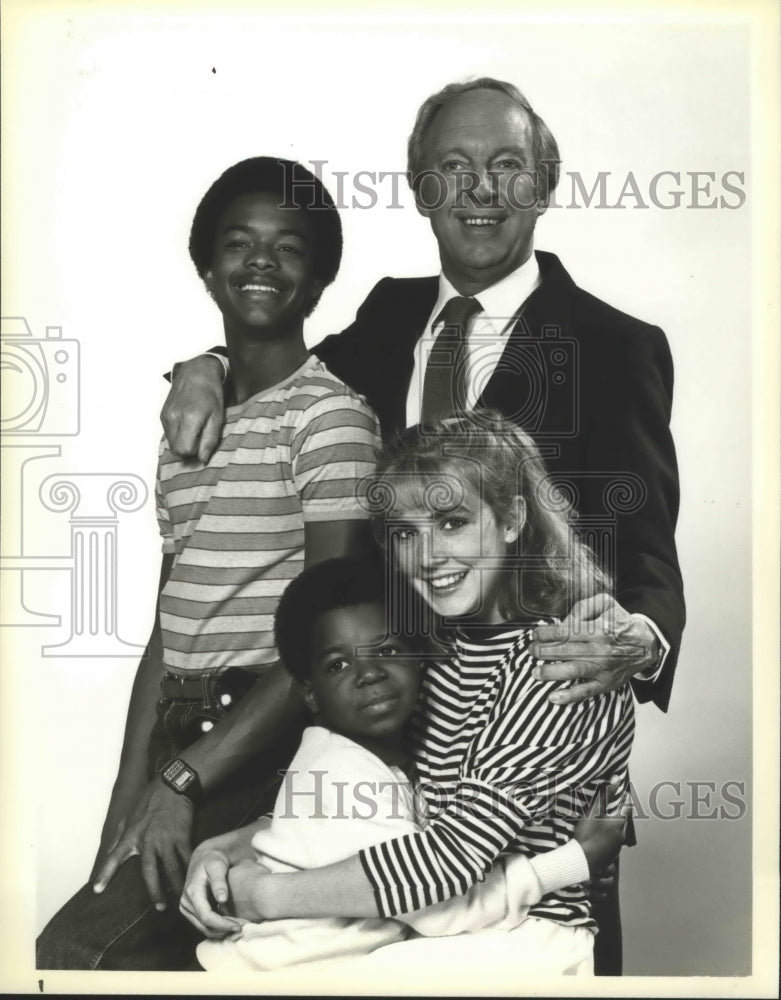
[{"xmin": 405, "ymin": 254, "xmax": 541, "ymax": 428}]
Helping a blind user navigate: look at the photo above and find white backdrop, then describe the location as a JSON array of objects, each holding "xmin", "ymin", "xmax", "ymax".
[{"xmin": 2, "ymin": 1, "xmax": 778, "ymax": 994}]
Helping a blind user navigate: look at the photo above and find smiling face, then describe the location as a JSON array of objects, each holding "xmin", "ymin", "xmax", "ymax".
[
  {"xmin": 390, "ymin": 472, "xmax": 523, "ymax": 624},
  {"xmin": 416, "ymin": 89, "xmax": 547, "ymax": 295},
  {"xmin": 204, "ymin": 191, "xmax": 323, "ymax": 338},
  {"xmin": 303, "ymin": 602, "xmax": 422, "ymax": 757}
]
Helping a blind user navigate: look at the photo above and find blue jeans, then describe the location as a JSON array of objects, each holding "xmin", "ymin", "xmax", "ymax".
[{"xmin": 36, "ymin": 679, "xmax": 302, "ymax": 971}]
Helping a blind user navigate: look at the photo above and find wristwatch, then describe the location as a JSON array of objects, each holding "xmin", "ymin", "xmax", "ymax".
[{"xmin": 159, "ymin": 757, "xmax": 203, "ymax": 804}]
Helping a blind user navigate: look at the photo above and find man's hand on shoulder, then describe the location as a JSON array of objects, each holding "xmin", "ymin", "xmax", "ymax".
[
  {"xmin": 161, "ymin": 354, "xmax": 226, "ymax": 463},
  {"xmin": 531, "ymin": 593, "xmax": 661, "ymax": 705},
  {"xmin": 92, "ymin": 776, "xmax": 195, "ymax": 910}
]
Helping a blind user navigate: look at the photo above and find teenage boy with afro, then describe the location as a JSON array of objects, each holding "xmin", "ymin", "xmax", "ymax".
[{"xmin": 37, "ymin": 157, "xmax": 381, "ymax": 971}]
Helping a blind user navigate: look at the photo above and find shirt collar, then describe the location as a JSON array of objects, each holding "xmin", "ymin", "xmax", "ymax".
[{"xmin": 431, "ymin": 252, "xmax": 542, "ymax": 331}]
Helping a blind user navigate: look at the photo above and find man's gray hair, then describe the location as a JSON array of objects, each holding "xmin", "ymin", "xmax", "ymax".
[{"xmin": 406, "ymin": 77, "xmax": 561, "ymax": 203}]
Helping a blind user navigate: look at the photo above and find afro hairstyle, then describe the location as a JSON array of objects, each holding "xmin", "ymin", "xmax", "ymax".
[
  {"xmin": 188, "ymin": 156, "xmax": 343, "ymax": 293},
  {"xmin": 275, "ymin": 556, "xmax": 425, "ymax": 685}
]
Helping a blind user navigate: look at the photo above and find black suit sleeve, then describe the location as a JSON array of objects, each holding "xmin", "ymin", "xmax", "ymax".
[
  {"xmin": 163, "ymin": 346, "xmax": 227, "ymax": 383},
  {"xmin": 582, "ymin": 324, "xmax": 685, "ymax": 711},
  {"xmin": 313, "ymin": 278, "xmax": 394, "ymax": 393}
]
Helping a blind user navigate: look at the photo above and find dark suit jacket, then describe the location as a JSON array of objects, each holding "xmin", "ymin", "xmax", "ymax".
[{"xmin": 314, "ymin": 251, "xmax": 685, "ymax": 710}]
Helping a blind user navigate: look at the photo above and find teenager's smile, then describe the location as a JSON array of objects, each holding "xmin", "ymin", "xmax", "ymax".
[
  {"xmin": 416, "ymin": 552, "xmax": 486, "ymax": 619},
  {"xmin": 392, "ymin": 474, "xmax": 522, "ymax": 624},
  {"xmin": 425, "ymin": 568, "xmax": 469, "ymax": 593},
  {"xmin": 205, "ymin": 192, "xmax": 322, "ymax": 336},
  {"xmin": 232, "ymin": 276, "xmax": 284, "ymax": 297}
]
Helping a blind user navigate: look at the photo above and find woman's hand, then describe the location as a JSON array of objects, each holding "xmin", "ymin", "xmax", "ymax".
[
  {"xmin": 226, "ymin": 858, "xmax": 275, "ymax": 922},
  {"xmin": 573, "ymin": 787, "xmax": 632, "ymax": 878},
  {"xmin": 180, "ymin": 846, "xmax": 244, "ymax": 939}
]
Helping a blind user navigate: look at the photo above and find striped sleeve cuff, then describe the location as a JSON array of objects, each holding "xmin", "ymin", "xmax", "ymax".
[
  {"xmin": 528, "ymin": 840, "xmax": 590, "ymax": 896},
  {"xmin": 359, "ymin": 838, "xmax": 462, "ymax": 917}
]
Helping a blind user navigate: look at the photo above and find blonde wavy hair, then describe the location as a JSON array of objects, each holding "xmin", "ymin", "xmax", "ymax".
[{"xmin": 367, "ymin": 410, "xmax": 611, "ymax": 621}]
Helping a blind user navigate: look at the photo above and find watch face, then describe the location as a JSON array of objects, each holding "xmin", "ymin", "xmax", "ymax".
[
  {"xmin": 171, "ymin": 768, "xmax": 194, "ymax": 791},
  {"xmin": 162, "ymin": 759, "xmax": 192, "ymax": 787},
  {"xmin": 161, "ymin": 758, "xmax": 201, "ymax": 801}
]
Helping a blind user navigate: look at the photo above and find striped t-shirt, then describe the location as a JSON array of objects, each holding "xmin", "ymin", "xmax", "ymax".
[
  {"xmin": 156, "ymin": 355, "xmax": 381, "ymax": 676},
  {"xmin": 360, "ymin": 624, "xmax": 635, "ymax": 928}
]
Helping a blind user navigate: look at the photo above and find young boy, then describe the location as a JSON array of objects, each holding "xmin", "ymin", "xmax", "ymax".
[
  {"xmin": 36, "ymin": 159, "xmax": 381, "ymax": 971},
  {"xmin": 182, "ymin": 558, "xmax": 626, "ymax": 972}
]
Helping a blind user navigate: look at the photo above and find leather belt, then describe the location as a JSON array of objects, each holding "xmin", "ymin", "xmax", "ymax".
[
  {"xmin": 160, "ymin": 673, "xmax": 212, "ymax": 701},
  {"xmin": 159, "ymin": 667, "xmax": 260, "ymax": 704}
]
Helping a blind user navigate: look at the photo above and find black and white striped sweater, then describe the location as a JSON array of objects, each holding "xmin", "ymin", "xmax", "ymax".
[{"xmin": 360, "ymin": 624, "xmax": 635, "ymax": 928}]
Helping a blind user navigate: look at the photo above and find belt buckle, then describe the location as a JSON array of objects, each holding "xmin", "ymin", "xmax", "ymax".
[{"xmin": 161, "ymin": 672, "xmax": 186, "ymax": 701}]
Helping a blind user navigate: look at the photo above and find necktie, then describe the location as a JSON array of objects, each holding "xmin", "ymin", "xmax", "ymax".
[{"xmin": 420, "ymin": 296, "xmax": 482, "ymax": 423}]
